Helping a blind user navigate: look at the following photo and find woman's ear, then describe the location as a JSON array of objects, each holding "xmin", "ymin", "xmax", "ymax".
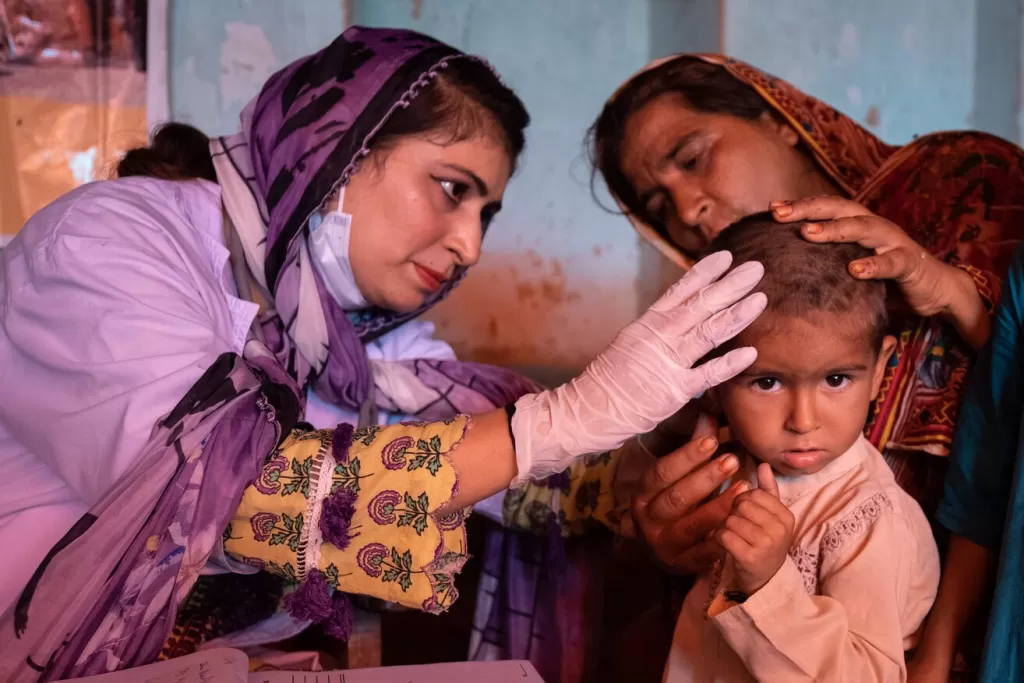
[
  {"xmin": 870, "ymin": 335, "xmax": 898, "ymax": 400},
  {"xmin": 758, "ymin": 111, "xmax": 800, "ymax": 148}
]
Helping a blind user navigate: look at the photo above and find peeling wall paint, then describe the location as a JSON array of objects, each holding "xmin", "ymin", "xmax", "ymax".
[
  {"xmin": 170, "ymin": 0, "xmax": 344, "ymax": 135},
  {"xmin": 218, "ymin": 23, "xmax": 280, "ymax": 116},
  {"xmin": 65, "ymin": 147, "xmax": 98, "ymax": 185}
]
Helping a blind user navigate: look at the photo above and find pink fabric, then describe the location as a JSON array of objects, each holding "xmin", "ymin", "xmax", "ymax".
[
  {"xmin": 665, "ymin": 437, "xmax": 940, "ymax": 682},
  {"xmin": 0, "ymin": 178, "xmax": 257, "ymax": 617}
]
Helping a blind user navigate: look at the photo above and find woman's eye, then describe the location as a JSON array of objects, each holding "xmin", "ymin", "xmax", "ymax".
[
  {"xmin": 824, "ymin": 374, "xmax": 851, "ymax": 389},
  {"xmin": 675, "ymin": 147, "xmax": 702, "ymax": 173},
  {"xmin": 439, "ymin": 179, "xmax": 469, "ymax": 203},
  {"xmin": 753, "ymin": 377, "xmax": 781, "ymax": 392}
]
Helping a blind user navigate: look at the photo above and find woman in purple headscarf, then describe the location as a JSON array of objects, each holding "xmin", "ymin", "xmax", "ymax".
[{"xmin": 0, "ymin": 27, "xmax": 766, "ymax": 680}]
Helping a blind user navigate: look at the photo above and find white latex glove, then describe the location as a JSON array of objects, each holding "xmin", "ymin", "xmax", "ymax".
[{"xmin": 510, "ymin": 250, "xmax": 765, "ymax": 485}]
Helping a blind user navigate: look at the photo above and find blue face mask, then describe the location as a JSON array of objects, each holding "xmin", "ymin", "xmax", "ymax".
[{"xmin": 307, "ymin": 187, "xmax": 368, "ymax": 310}]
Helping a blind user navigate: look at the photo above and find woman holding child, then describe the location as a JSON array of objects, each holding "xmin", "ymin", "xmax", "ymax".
[
  {"xmin": 499, "ymin": 52, "xmax": 1024, "ymax": 680},
  {"xmin": 581, "ymin": 54, "xmax": 1024, "ymax": 681}
]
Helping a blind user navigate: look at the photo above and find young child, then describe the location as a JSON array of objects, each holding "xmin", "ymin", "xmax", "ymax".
[{"xmin": 663, "ymin": 215, "xmax": 940, "ymax": 683}]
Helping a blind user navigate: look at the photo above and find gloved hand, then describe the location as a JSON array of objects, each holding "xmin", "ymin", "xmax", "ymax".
[{"xmin": 511, "ymin": 250, "xmax": 765, "ymax": 485}]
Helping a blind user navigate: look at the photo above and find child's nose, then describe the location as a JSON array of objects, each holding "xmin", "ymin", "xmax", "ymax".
[{"xmin": 785, "ymin": 389, "xmax": 819, "ymax": 434}]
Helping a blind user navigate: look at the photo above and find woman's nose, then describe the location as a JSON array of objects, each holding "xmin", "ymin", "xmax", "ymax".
[
  {"xmin": 446, "ymin": 215, "xmax": 483, "ymax": 268},
  {"xmin": 668, "ymin": 180, "xmax": 712, "ymax": 234}
]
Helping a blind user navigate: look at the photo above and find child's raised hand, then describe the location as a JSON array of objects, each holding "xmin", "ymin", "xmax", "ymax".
[{"xmin": 718, "ymin": 463, "xmax": 795, "ymax": 595}]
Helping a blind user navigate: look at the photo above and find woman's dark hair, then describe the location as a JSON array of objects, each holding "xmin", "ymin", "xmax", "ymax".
[
  {"xmin": 372, "ymin": 57, "xmax": 529, "ymax": 168},
  {"xmin": 116, "ymin": 57, "xmax": 529, "ymax": 182},
  {"xmin": 588, "ymin": 57, "xmax": 771, "ymax": 228}
]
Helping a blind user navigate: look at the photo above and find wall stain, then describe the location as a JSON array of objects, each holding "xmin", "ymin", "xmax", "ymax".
[{"xmin": 865, "ymin": 106, "xmax": 881, "ymax": 127}]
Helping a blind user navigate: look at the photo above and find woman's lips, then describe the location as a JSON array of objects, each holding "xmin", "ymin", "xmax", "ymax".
[{"xmin": 414, "ymin": 264, "xmax": 446, "ymax": 293}]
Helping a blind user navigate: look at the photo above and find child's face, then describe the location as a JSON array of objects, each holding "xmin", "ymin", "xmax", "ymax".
[{"xmin": 715, "ymin": 313, "xmax": 896, "ymax": 477}]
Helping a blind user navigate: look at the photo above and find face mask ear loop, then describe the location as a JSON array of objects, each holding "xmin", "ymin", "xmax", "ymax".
[{"xmin": 335, "ymin": 185, "xmax": 347, "ymax": 215}]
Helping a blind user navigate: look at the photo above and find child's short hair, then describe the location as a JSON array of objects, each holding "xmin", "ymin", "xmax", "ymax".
[{"xmin": 705, "ymin": 212, "xmax": 888, "ymax": 351}]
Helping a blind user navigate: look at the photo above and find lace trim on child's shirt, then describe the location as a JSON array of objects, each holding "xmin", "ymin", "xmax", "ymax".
[
  {"xmin": 788, "ymin": 546, "xmax": 819, "ymax": 594},
  {"xmin": 821, "ymin": 492, "xmax": 895, "ymax": 557}
]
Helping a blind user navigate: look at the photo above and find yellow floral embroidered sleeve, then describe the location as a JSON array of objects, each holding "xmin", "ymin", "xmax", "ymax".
[
  {"xmin": 224, "ymin": 417, "xmax": 470, "ymax": 614},
  {"xmin": 502, "ymin": 437, "xmax": 656, "ymax": 537}
]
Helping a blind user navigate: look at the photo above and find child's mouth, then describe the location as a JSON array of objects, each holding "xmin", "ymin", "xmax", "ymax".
[{"xmin": 780, "ymin": 449, "xmax": 827, "ymax": 469}]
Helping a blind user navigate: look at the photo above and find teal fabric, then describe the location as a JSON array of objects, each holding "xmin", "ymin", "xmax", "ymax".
[{"xmin": 936, "ymin": 244, "xmax": 1024, "ymax": 681}]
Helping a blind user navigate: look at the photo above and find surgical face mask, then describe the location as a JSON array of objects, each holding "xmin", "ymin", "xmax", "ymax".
[{"xmin": 308, "ymin": 186, "xmax": 369, "ymax": 310}]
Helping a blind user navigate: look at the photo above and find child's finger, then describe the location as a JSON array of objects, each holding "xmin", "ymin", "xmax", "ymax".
[
  {"xmin": 717, "ymin": 528, "xmax": 755, "ymax": 563},
  {"xmin": 737, "ymin": 489, "xmax": 790, "ymax": 515},
  {"xmin": 731, "ymin": 495, "xmax": 779, "ymax": 528},
  {"xmin": 757, "ymin": 463, "xmax": 780, "ymax": 498},
  {"xmin": 723, "ymin": 513, "xmax": 763, "ymax": 545}
]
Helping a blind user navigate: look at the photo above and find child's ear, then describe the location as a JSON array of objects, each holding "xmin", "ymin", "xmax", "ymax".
[{"xmin": 870, "ymin": 335, "xmax": 897, "ymax": 400}]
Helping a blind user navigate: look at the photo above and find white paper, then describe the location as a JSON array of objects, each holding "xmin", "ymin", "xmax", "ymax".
[
  {"xmin": 59, "ymin": 650, "xmax": 544, "ymax": 683},
  {"xmin": 248, "ymin": 660, "xmax": 544, "ymax": 683},
  {"xmin": 58, "ymin": 648, "xmax": 247, "ymax": 683}
]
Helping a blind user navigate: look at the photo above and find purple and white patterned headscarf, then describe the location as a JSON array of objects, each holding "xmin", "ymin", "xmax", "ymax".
[
  {"xmin": 0, "ymin": 26, "xmax": 536, "ymax": 681},
  {"xmin": 212, "ymin": 25, "xmax": 535, "ymax": 418}
]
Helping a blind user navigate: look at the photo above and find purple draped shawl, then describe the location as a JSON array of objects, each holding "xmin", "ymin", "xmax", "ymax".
[{"xmin": 0, "ymin": 26, "xmax": 536, "ymax": 681}]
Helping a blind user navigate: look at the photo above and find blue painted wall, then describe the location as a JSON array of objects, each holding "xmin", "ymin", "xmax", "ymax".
[{"xmin": 723, "ymin": 0, "xmax": 1020, "ymax": 144}]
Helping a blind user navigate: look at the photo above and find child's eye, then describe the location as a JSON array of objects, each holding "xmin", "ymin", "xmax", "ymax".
[
  {"xmin": 752, "ymin": 377, "xmax": 781, "ymax": 393},
  {"xmin": 824, "ymin": 374, "xmax": 851, "ymax": 389}
]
